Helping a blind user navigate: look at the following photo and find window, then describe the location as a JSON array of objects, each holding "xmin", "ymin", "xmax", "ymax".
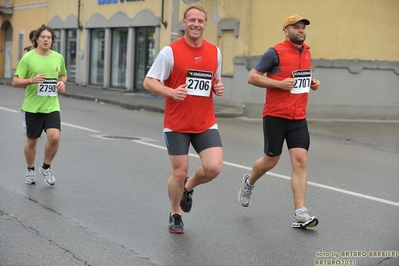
[
  {"xmin": 66, "ymin": 29, "xmax": 77, "ymax": 82},
  {"xmin": 134, "ymin": 27, "xmax": 155, "ymax": 90},
  {"xmin": 52, "ymin": 30, "xmax": 61, "ymax": 52},
  {"xmin": 89, "ymin": 29, "xmax": 105, "ymax": 85},
  {"xmin": 110, "ymin": 28, "xmax": 128, "ymax": 88},
  {"xmin": 18, "ymin": 32, "xmax": 23, "ymax": 60}
]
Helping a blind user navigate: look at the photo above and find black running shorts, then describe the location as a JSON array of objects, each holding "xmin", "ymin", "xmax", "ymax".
[
  {"xmin": 263, "ymin": 116, "xmax": 309, "ymax": 157},
  {"xmin": 25, "ymin": 111, "xmax": 61, "ymax": 139},
  {"xmin": 164, "ymin": 128, "xmax": 222, "ymax": 156}
]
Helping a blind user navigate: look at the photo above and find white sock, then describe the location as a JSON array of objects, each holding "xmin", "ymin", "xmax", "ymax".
[
  {"xmin": 295, "ymin": 208, "xmax": 303, "ymax": 216},
  {"xmin": 245, "ymin": 178, "xmax": 254, "ymax": 188}
]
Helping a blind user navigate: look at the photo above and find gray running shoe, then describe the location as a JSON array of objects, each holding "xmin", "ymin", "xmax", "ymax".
[
  {"xmin": 238, "ymin": 173, "xmax": 253, "ymax": 207},
  {"xmin": 40, "ymin": 167, "xmax": 55, "ymax": 186},
  {"xmin": 168, "ymin": 213, "xmax": 184, "ymax": 234},
  {"xmin": 180, "ymin": 177, "xmax": 194, "ymax": 213},
  {"xmin": 25, "ymin": 169, "xmax": 36, "ymax": 185},
  {"xmin": 292, "ymin": 207, "xmax": 318, "ymax": 228}
]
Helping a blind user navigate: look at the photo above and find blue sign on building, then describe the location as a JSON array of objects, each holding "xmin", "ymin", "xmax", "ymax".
[{"xmin": 98, "ymin": 0, "xmax": 144, "ymax": 4}]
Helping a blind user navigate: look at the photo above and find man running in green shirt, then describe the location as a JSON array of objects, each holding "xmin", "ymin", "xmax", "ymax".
[{"xmin": 12, "ymin": 24, "xmax": 67, "ymax": 186}]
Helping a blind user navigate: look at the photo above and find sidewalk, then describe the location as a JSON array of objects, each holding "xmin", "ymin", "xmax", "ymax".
[{"xmin": 0, "ymin": 78, "xmax": 244, "ymax": 118}]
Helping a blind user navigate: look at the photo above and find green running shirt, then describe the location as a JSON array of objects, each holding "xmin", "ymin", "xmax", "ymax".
[{"xmin": 15, "ymin": 50, "xmax": 67, "ymax": 113}]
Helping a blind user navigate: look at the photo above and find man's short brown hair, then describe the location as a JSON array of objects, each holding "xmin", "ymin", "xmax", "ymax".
[{"xmin": 183, "ymin": 3, "xmax": 207, "ymax": 21}]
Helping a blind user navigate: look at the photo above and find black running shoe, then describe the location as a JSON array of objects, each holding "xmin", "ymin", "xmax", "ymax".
[
  {"xmin": 180, "ymin": 177, "xmax": 194, "ymax": 213},
  {"xmin": 168, "ymin": 213, "xmax": 184, "ymax": 234}
]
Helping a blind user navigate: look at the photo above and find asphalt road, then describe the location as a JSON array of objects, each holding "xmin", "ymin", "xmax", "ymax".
[{"xmin": 1, "ymin": 85, "xmax": 398, "ymax": 266}]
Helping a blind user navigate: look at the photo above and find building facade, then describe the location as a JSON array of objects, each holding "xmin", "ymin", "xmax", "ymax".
[{"xmin": 1, "ymin": 0, "xmax": 398, "ymax": 119}]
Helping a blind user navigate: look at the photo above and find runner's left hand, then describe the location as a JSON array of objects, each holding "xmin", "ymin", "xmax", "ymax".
[
  {"xmin": 57, "ymin": 81, "xmax": 66, "ymax": 93},
  {"xmin": 213, "ymin": 79, "xmax": 224, "ymax": 96},
  {"xmin": 310, "ymin": 79, "xmax": 320, "ymax": 91}
]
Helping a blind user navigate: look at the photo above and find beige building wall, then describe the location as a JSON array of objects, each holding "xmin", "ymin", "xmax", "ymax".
[
  {"xmin": 172, "ymin": 0, "xmax": 399, "ymax": 62},
  {"xmin": 3, "ymin": 0, "xmax": 398, "ymax": 71},
  {"xmin": 0, "ymin": 0, "xmax": 46, "ymax": 74},
  {"xmin": 249, "ymin": 0, "xmax": 399, "ymax": 61}
]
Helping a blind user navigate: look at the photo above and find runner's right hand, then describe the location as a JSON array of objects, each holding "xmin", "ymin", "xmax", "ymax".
[
  {"xmin": 34, "ymin": 73, "xmax": 46, "ymax": 84},
  {"xmin": 279, "ymin": 78, "xmax": 295, "ymax": 91},
  {"xmin": 172, "ymin": 84, "xmax": 187, "ymax": 101}
]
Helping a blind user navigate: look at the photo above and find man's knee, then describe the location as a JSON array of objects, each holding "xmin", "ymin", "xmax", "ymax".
[
  {"xmin": 25, "ymin": 138, "xmax": 38, "ymax": 148},
  {"xmin": 46, "ymin": 130, "xmax": 60, "ymax": 143},
  {"xmin": 203, "ymin": 161, "xmax": 222, "ymax": 178},
  {"xmin": 261, "ymin": 154, "xmax": 279, "ymax": 169}
]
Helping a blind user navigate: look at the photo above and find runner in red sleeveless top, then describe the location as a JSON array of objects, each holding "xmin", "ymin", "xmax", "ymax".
[{"xmin": 144, "ymin": 3, "xmax": 225, "ymax": 234}]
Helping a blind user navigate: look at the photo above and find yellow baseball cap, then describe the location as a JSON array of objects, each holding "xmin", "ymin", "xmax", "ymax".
[{"xmin": 283, "ymin": 14, "xmax": 310, "ymax": 29}]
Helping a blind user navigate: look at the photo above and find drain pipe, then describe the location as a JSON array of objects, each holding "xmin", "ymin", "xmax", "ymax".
[
  {"xmin": 161, "ymin": 0, "xmax": 168, "ymax": 28},
  {"xmin": 78, "ymin": 0, "xmax": 83, "ymax": 30}
]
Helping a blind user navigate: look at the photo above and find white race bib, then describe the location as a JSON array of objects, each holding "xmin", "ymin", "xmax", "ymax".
[
  {"xmin": 291, "ymin": 70, "xmax": 312, "ymax": 94},
  {"xmin": 37, "ymin": 78, "xmax": 58, "ymax": 97},
  {"xmin": 186, "ymin": 70, "xmax": 213, "ymax": 97}
]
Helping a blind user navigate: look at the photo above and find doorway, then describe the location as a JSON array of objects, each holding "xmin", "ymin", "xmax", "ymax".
[
  {"xmin": 3, "ymin": 23, "xmax": 13, "ymax": 78},
  {"xmin": 134, "ymin": 27, "xmax": 155, "ymax": 91},
  {"xmin": 65, "ymin": 29, "xmax": 77, "ymax": 83}
]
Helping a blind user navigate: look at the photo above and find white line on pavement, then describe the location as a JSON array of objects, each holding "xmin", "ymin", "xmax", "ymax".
[
  {"xmin": 133, "ymin": 140, "xmax": 399, "ymax": 207},
  {"xmin": 0, "ymin": 106, "xmax": 102, "ymax": 133},
  {"xmin": 61, "ymin": 122, "xmax": 101, "ymax": 133},
  {"xmin": 0, "ymin": 106, "xmax": 20, "ymax": 113}
]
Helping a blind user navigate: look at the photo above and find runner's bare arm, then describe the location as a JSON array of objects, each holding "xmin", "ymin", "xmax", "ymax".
[
  {"xmin": 12, "ymin": 75, "xmax": 32, "ymax": 88},
  {"xmin": 143, "ymin": 77, "xmax": 187, "ymax": 101},
  {"xmin": 248, "ymin": 69, "xmax": 294, "ymax": 91},
  {"xmin": 12, "ymin": 74, "xmax": 47, "ymax": 88},
  {"xmin": 58, "ymin": 75, "xmax": 67, "ymax": 84}
]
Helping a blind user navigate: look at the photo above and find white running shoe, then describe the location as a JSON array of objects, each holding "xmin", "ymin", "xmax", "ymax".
[
  {"xmin": 40, "ymin": 167, "xmax": 55, "ymax": 186},
  {"xmin": 292, "ymin": 207, "xmax": 318, "ymax": 228},
  {"xmin": 238, "ymin": 174, "xmax": 253, "ymax": 207},
  {"xmin": 25, "ymin": 169, "xmax": 36, "ymax": 185}
]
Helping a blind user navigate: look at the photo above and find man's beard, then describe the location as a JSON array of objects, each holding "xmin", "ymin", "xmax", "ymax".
[{"xmin": 288, "ymin": 34, "xmax": 305, "ymax": 45}]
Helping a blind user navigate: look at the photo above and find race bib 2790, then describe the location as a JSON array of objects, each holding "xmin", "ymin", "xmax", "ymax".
[{"xmin": 37, "ymin": 78, "xmax": 58, "ymax": 97}]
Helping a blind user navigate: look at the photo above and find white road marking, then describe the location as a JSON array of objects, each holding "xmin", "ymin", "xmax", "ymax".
[
  {"xmin": 61, "ymin": 122, "xmax": 101, "ymax": 133},
  {"xmin": 0, "ymin": 106, "xmax": 20, "ymax": 113},
  {"xmin": 0, "ymin": 106, "xmax": 101, "ymax": 133},
  {"xmin": 4, "ymin": 105, "xmax": 395, "ymax": 207},
  {"xmin": 133, "ymin": 140, "xmax": 399, "ymax": 207}
]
